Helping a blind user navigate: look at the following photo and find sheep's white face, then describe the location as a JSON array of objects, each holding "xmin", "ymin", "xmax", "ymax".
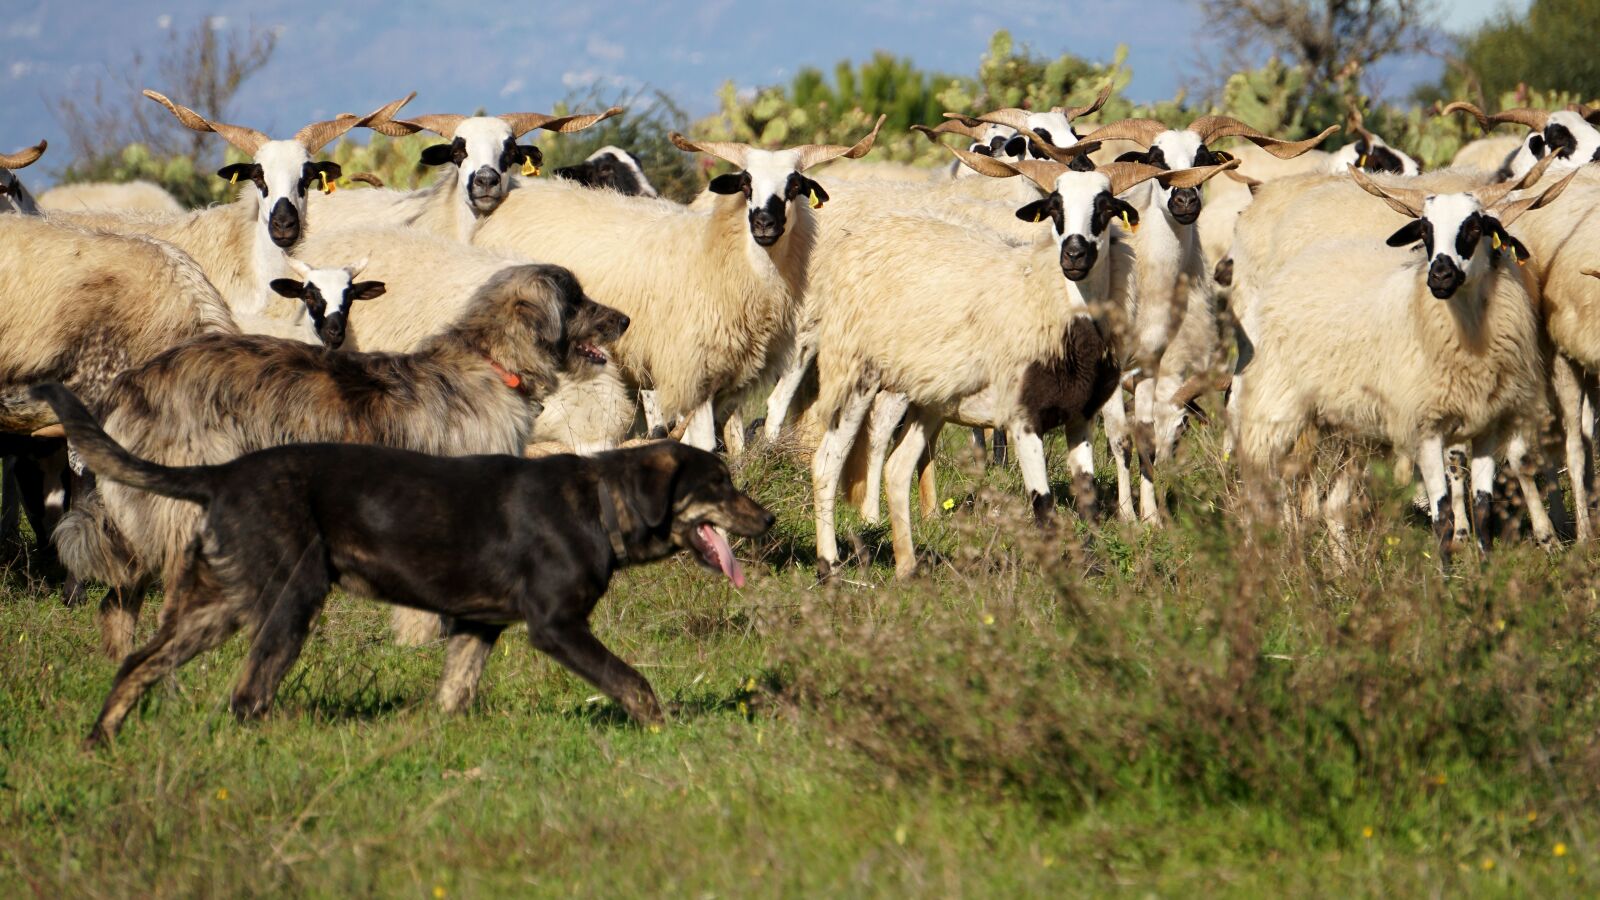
[
  {"xmin": 220, "ymin": 140, "xmax": 338, "ymax": 249},
  {"xmin": 1541, "ymin": 110, "xmax": 1600, "ymax": 170},
  {"xmin": 1386, "ymin": 193, "xmax": 1499, "ymax": 300},
  {"xmin": 706, "ymin": 148, "xmax": 825, "ymax": 247},
  {"xmin": 420, "ymin": 117, "xmax": 540, "ymax": 215},
  {"xmin": 1127, "ymin": 130, "xmax": 1210, "ymax": 225},
  {"xmin": 1014, "ymin": 171, "xmax": 1139, "ymax": 282},
  {"xmin": 269, "ymin": 260, "xmax": 386, "ymax": 349}
]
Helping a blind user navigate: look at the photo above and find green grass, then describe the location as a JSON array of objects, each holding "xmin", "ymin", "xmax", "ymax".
[{"xmin": 4, "ymin": 420, "xmax": 1600, "ymax": 897}]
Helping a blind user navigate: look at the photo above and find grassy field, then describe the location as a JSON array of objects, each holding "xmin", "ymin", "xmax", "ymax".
[{"xmin": 4, "ymin": 420, "xmax": 1600, "ymax": 897}]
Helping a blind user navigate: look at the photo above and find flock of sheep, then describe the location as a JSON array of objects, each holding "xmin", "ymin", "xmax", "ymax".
[{"xmin": 4, "ymin": 79, "xmax": 1600, "ymax": 671}]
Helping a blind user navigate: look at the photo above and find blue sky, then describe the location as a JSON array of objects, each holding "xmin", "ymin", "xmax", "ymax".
[{"xmin": 4, "ymin": 0, "xmax": 1528, "ymax": 184}]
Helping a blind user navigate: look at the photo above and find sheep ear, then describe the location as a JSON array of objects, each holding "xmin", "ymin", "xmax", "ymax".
[
  {"xmin": 1114, "ymin": 150, "xmax": 1148, "ymax": 165},
  {"xmin": 217, "ymin": 162, "xmax": 257, "ymax": 183},
  {"xmin": 1386, "ymin": 221, "xmax": 1425, "ymax": 248},
  {"xmin": 707, "ymin": 173, "xmax": 745, "ymax": 195},
  {"xmin": 349, "ymin": 281, "xmax": 387, "ymax": 301},
  {"xmin": 1003, "ymin": 136, "xmax": 1027, "ymax": 159},
  {"xmin": 269, "ymin": 278, "xmax": 304, "ymax": 298},
  {"xmin": 419, "ymin": 143, "xmax": 456, "ymax": 167},
  {"xmin": 1015, "ymin": 198, "xmax": 1053, "ymax": 223}
]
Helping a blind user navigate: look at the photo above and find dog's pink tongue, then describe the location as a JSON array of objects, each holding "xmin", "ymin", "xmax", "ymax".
[{"xmin": 699, "ymin": 523, "xmax": 744, "ymax": 588}]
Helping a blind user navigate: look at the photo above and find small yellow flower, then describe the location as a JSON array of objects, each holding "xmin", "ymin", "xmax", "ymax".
[
  {"xmin": 1433, "ymin": 773, "xmax": 1448, "ymax": 786},
  {"xmin": 1041, "ymin": 854, "xmax": 1056, "ymax": 868},
  {"xmin": 981, "ymin": 613, "xmax": 995, "ymax": 626},
  {"xmin": 1481, "ymin": 857, "xmax": 1495, "ymax": 871},
  {"xmin": 894, "ymin": 825, "xmax": 908, "ymax": 846},
  {"xmin": 1385, "ymin": 536, "xmax": 1400, "ymax": 546},
  {"xmin": 744, "ymin": 676, "xmax": 757, "ymax": 691},
  {"xmin": 1555, "ymin": 843, "xmax": 1568, "ymax": 857},
  {"xmin": 1528, "ymin": 811, "xmax": 1539, "ymax": 822},
  {"xmin": 941, "ymin": 498, "xmax": 955, "ymax": 511},
  {"xmin": 433, "ymin": 886, "xmax": 446, "ymax": 899},
  {"xmin": 215, "ymin": 788, "xmax": 229, "ymax": 801},
  {"xmin": 648, "ymin": 724, "xmax": 662, "ymax": 734},
  {"xmin": 1494, "ymin": 619, "xmax": 1507, "ymax": 633},
  {"xmin": 1362, "ymin": 826, "xmax": 1373, "ymax": 839}
]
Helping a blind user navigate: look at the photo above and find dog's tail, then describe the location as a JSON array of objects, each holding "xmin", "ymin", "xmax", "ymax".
[{"xmin": 29, "ymin": 384, "xmax": 215, "ymax": 506}]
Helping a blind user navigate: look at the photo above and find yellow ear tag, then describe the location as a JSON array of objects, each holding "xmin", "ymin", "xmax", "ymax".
[
  {"xmin": 809, "ymin": 189, "xmax": 824, "ymax": 210},
  {"xmin": 1122, "ymin": 210, "xmax": 1138, "ymax": 233},
  {"xmin": 229, "ymin": 172, "xmax": 238, "ymax": 185},
  {"xmin": 1032, "ymin": 211, "xmax": 1044, "ymax": 223},
  {"xmin": 320, "ymin": 171, "xmax": 334, "ymax": 194},
  {"xmin": 522, "ymin": 158, "xmax": 538, "ymax": 177},
  {"xmin": 1491, "ymin": 232, "xmax": 1503, "ymax": 250},
  {"xmin": 1358, "ymin": 154, "xmax": 1368, "ymax": 167}
]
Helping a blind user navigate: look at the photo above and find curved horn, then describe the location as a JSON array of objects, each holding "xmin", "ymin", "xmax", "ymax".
[
  {"xmin": 296, "ymin": 91, "xmax": 416, "ymax": 153},
  {"xmin": 143, "ymin": 89, "xmax": 269, "ymax": 155},
  {"xmin": 1349, "ymin": 165, "xmax": 1425, "ymax": 218},
  {"xmin": 1187, "ymin": 117, "xmax": 1339, "ymax": 159},
  {"xmin": 1495, "ymin": 166, "xmax": 1580, "ymax": 226},
  {"xmin": 501, "ymin": 106, "xmax": 623, "ymax": 138},
  {"xmin": 943, "ymin": 144, "xmax": 1035, "ymax": 181},
  {"xmin": 1583, "ymin": 268, "xmax": 1600, "ymax": 279},
  {"xmin": 1224, "ymin": 169, "xmax": 1262, "ymax": 188},
  {"xmin": 1005, "ymin": 159, "xmax": 1076, "ymax": 194},
  {"xmin": 795, "ymin": 114, "xmax": 886, "ymax": 171},
  {"xmin": 1346, "ymin": 102, "xmax": 1377, "ymax": 145},
  {"xmin": 0, "ymin": 139, "xmax": 46, "ymax": 170},
  {"xmin": 1095, "ymin": 160, "xmax": 1238, "ymax": 196},
  {"xmin": 669, "ymin": 133, "xmax": 750, "ymax": 169},
  {"xmin": 1473, "ymin": 154, "xmax": 1556, "ymax": 209},
  {"xmin": 390, "ymin": 114, "xmax": 469, "ymax": 139},
  {"xmin": 1438, "ymin": 100, "xmax": 1493, "ymax": 131},
  {"xmin": 1009, "ymin": 127, "xmax": 1101, "ymax": 165},
  {"xmin": 1053, "ymin": 79, "xmax": 1117, "ymax": 122},
  {"xmin": 911, "ymin": 120, "xmax": 990, "ymax": 143},
  {"xmin": 347, "ymin": 172, "xmax": 385, "ymax": 188},
  {"xmin": 1076, "ymin": 117, "xmax": 1171, "ymax": 148},
  {"xmin": 950, "ymin": 108, "xmax": 1033, "ymax": 132}
]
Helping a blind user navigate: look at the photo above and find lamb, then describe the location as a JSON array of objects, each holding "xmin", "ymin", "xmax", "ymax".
[
  {"xmin": 49, "ymin": 90, "xmax": 413, "ymax": 315},
  {"xmin": 310, "ymin": 106, "xmax": 622, "ymax": 241},
  {"xmin": 232, "ymin": 258, "xmax": 386, "ymax": 348},
  {"xmin": 808, "ymin": 146, "xmax": 1236, "ymax": 578},
  {"xmin": 1, "ymin": 140, "xmax": 47, "ymax": 215},
  {"xmin": 473, "ymin": 119, "xmax": 885, "ymax": 451},
  {"xmin": 1234, "ymin": 166, "xmax": 1577, "ymax": 563},
  {"xmin": 1067, "ymin": 115, "xmax": 1337, "ymax": 520},
  {"xmin": 55, "ymin": 264, "xmax": 629, "ymax": 658},
  {"xmin": 553, "ymin": 145, "xmax": 659, "ymax": 196},
  {"xmin": 38, "ymin": 181, "xmax": 183, "ymax": 215}
]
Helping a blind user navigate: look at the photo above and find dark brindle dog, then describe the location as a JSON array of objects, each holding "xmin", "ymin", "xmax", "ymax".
[{"xmin": 34, "ymin": 384, "xmax": 773, "ymax": 746}]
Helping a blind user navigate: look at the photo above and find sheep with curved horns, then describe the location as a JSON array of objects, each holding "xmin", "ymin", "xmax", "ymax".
[
  {"xmin": 1439, "ymin": 101, "xmax": 1600, "ymax": 180},
  {"xmin": 553, "ymin": 145, "xmax": 660, "ymax": 196},
  {"xmin": 1236, "ymin": 165, "xmax": 1578, "ymax": 564},
  {"xmin": 1328, "ymin": 105, "xmax": 1420, "ymax": 177},
  {"xmin": 809, "ymin": 144, "xmax": 1237, "ymax": 579},
  {"xmin": 50, "ymin": 90, "xmax": 414, "ymax": 316},
  {"xmin": 313, "ymin": 105, "xmax": 623, "ymax": 241},
  {"xmin": 474, "ymin": 118, "xmax": 886, "ymax": 451},
  {"xmin": 1062, "ymin": 115, "xmax": 1337, "ymax": 521},
  {"xmin": 0, "ymin": 140, "xmax": 47, "ymax": 215}
]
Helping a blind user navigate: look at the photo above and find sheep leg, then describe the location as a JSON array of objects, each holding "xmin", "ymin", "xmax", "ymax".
[
  {"xmin": 640, "ymin": 390, "xmax": 666, "ymax": 436},
  {"xmin": 1553, "ymin": 354, "xmax": 1593, "ymax": 542},
  {"xmin": 1447, "ymin": 444, "xmax": 1471, "ymax": 550},
  {"xmin": 1504, "ymin": 433, "xmax": 1558, "ymax": 550},
  {"xmin": 812, "ymin": 389, "xmax": 876, "ymax": 580},
  {"xmin": 860, "ymin": 392, "xmax": 909, "ymax": 525},
  {"xmin": 1099, "ymin": 390, "xmax": 1135, "ymax": 522},
  {"xmin": 1322, "ymin": 459, "xmax": 1358, "ymax": 569},
  {"xmin": 1013, "ymin": 426, "xmax": 1054, "ymax": 525},
  {"xmin": 1416, "ymin": 435, "xmax": 1454, "ymax": 566},
  {"xmin": 885, "ymin": 406, "xmax": 941, "ymax": 579},
  {"xmin": 763, "ymin": 332, "xmax": 817, "ymax": 442},
  {"xmin": 1132, "ymin": 378, "xmax": 1160, "ymax": 524},
  {"xmin": 720, "ymin": 409, "xmax": 746, "ymax": 458},
  {"xmin": 680, "ymin": 399, "xmax": 717, "ymax": 452},
  {"xmin": 1066, "ymin": 419, "xmax": 1097, "ymax": 522},
  {"xmin": 1467, "ymin": 447, "xmax": 1496, "ymax": 556}
]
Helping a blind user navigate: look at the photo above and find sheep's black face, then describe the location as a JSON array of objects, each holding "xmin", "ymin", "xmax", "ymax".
[
  {"xmin": 1362, "ymin": 144, "xmax": 1408, "ymax": 175},
  {"xmin": 554, "ymin": 151, "xmax": 644, "ymax": 196},
  {"xmin": 1545, "ymin": 123, "xmax": 1578, "ymax": 160}
]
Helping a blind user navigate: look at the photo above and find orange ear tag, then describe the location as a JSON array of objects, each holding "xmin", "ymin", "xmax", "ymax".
[{"xmin": 1122, "ymin": 210, "xmax": 1139, "ymax": 233}]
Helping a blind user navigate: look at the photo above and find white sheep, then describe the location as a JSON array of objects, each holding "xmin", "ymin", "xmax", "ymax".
[
  {"xmin": 1440, "ymin": 102, "xmax": 1600, "ymax": 180},
  {"xmin": 50, "ymin": 90, "xmax": 413, "ymax": 315},
  {"xmin": 38, "ymin": 181, "xmax": 183, "ymax": 215},
  {"xmin": 473, "ymin": 119, "xmax": 885, "ymax": 451},
  {"xmin": 310, "ymin": 106, "xmax": 622, "ymax": 241},
  {"xmin": 552, "ymin": 145, "xmax": 660, "ymax": 196},
  {"xmin": 808, "ymin": 148, "xmax": 1236, "ymax": 578},
  {"xmin": 1234, "ymin": 166, "xmax": 1577, "ymax": 562},
  {"xmin": 1068, "ymin": 115, "xmax": 1338, "ymax": 520}
]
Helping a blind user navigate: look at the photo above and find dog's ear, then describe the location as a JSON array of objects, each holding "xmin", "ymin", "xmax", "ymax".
[{"xmin": 625, "ymin": 453, "xmax": 679, "ymax": 530}]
